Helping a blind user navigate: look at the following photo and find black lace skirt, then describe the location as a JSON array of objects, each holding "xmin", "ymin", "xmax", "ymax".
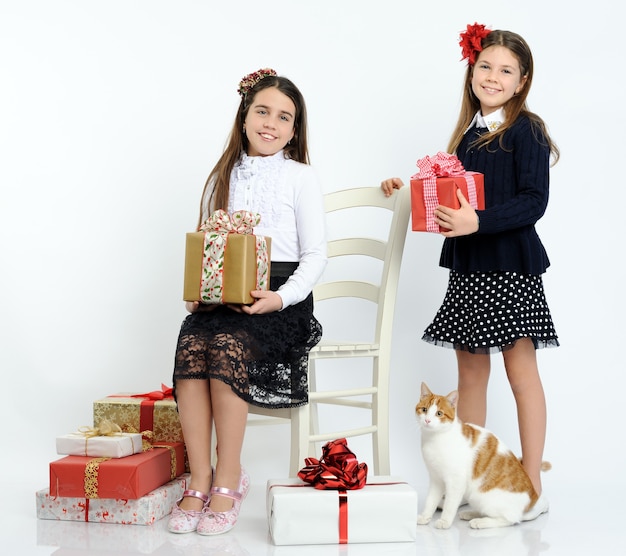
[
  {"xmin": 422, "ymin": 270, "xmax": 559, "ymax": 354},
  {"xmin": 172, "ymin": 263, "xmax": 322, "ymax": 408}
]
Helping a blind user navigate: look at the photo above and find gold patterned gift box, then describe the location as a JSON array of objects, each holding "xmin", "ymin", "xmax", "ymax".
[{"xmin": 92, "ymin": 385, "xmax": 183, "ymax": 444}]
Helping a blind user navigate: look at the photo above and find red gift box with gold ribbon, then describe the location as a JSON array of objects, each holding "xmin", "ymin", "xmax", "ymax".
[
  {"xmin": 410, "ymin": 152, "xmax": 484, "ymax": 233},
  {"xmin": 49, "ymin": 442, "xmax": 185, "ymax": 499},
  {"xmin": 266, "ymin": 439, "xmax": 417, "ymax": 545}
]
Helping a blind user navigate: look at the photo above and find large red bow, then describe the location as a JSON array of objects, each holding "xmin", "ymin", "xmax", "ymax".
[
  {"xmin": 412, "ymin": 151, "xmax": 466, "ymax": 180},
  {"xmin": 297, "ymin": 438, "xmax": 368, "ymax": 490},
  {"xmin": 129, "ymin": 384, "xmax": 173, "ymax": 400}
]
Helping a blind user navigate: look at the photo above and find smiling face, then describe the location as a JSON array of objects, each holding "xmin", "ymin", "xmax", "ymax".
[
  {"xmin": 244, "ymin": 86, "xmax": 296, "ymax": 157},
  {"xmin": 471, "ymin": 45, "xmax": 528, "ymax": 116}
]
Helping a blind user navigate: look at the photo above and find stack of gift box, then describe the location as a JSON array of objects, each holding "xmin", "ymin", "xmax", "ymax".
[
  {"xmin": 36, "ymin": 209, "xmax": 271, "ymax": 529},
  {"xmin": 36, "ymin": 385, "xmax": 188, "ymax": 526}
]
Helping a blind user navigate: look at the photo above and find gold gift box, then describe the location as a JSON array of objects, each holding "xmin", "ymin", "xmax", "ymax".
[
  {"xmin": 93, "ymin": 396, "xmax": 183, "ymax": 444},
  {"xmin": 183, "ymin": 232, "xmax": 271, "ymax": 305}
]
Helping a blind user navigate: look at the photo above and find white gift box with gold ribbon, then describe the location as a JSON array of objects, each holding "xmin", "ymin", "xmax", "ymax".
[{"xmin": 56, "ymin": 420, "xmax": 143, "ymax": 458}]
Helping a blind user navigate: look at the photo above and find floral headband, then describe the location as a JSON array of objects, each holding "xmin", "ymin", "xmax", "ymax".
[
  {"xmin": 237, "ymin": 68, "xmax": 277, "ymax": 98},
  {"xmin": 459, "ymin": 23, "xmax": 491, "ymax": 66}
]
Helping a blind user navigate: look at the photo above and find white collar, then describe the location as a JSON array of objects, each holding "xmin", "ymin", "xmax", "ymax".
[
  {"xmin": 465, "ymin": 108, "xmax": 505, "ymax": 133},
  {"xmin": 238, "ymin": 149, "xmax": 286, "ymax": 170}
]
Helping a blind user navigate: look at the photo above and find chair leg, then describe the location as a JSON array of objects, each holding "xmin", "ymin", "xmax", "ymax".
[
  {"xmin": 307, "ymin": 358, "xmax": 320, "ymax": 458},
  {"xmin": 372, "ymin": 430, "xmax": 391, "ymax": 476},
  {"xmin": 289, "ymin": 402, "xmax": 311, "ymax": 477},
  {"xmin": 372, "ymin": 356, "xmax": 391, "ymax": 475}
]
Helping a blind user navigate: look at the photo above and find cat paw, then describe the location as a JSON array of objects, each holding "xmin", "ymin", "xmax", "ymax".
[
  {"xmin": 417, "ymin": 514, "xmax": 431, "ymax": 525},
  {"xmin": 469, "ymin": 517, "xmax": 490, "ymax": 529},
  {"xmin": 469, "ymin": 517, "xmax": 513, "ymax": 529},
  {"xmin": 434, "ymin": 518, "xmax": 452, "ymax": 529}
]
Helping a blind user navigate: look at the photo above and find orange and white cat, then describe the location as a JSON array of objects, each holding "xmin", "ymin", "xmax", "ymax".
[{"xmin": 416, "ymin": 382, "xmax": 549, "ymax": 529}]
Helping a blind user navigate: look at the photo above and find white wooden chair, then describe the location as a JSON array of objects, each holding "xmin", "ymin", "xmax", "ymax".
[{"xmin": 245, "ymin": 186, "xmax": 411, "ymax": 476}]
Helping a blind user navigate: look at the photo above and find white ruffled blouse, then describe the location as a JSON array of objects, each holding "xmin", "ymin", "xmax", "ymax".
[{"xmin": 228, "ymin": 150, "xmax": 327, "ymax": 309}]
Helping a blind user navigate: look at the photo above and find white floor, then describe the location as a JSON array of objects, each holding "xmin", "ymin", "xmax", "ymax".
[{"xmin": 9, "ymin": 476, "xmax": 623, "ymax": 556}]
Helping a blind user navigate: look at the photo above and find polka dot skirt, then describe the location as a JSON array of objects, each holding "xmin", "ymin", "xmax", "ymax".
[{"xmin": 422, "ymin": 271, "xmax": 559, "ymax": 354}]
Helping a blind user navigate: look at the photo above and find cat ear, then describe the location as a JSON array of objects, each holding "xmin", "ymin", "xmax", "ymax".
[
  {"xmin": 447, "ymin": 390, "xmax": 459, "ymax": 408},
  {"xmin": 420, "ymin": 382, "xmax": 432, "ymax": 399}
]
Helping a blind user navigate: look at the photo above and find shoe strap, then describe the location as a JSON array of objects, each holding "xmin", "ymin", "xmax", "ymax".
[
  {"xmin": 210, "ymin": 485, "xmax": 243, "ymax": 502},
  {"xmin": 182, "ymin": 489, "xmax": 209, "ymax": 503}
]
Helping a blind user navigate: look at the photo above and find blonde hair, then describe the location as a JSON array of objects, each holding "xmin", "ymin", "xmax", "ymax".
[{"xmin": 447, "ymin": 30, "xmax": 559, "ymax": 166}]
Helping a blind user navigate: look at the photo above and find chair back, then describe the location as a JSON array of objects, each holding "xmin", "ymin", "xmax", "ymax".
[
  {"xmin": 313, "ymin": 186, "xmax": 411, "ymax": 348},
  {"xmin": 246, "ymin": 186, "xmax": 411, "ymax": 476}
]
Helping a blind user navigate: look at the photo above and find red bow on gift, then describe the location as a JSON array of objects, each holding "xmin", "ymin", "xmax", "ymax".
[
  {"xmin": 412, "ymin": 151, "xmax": 466, "ymax": 180},
  {"xmin": 130, "ymin": 384, "xmax": 173, "ymax": 400},
  {"xmin": 297, "ymin": 438, "xmax": 368, "ymax": 490},
  {"xmin": 412, "ymin": 152, "xmax": 477, "ymax": 233}
]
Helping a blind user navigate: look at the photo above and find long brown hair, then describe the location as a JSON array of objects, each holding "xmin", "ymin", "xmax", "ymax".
[
  {"xmin": 197, "ymin": 75, "xmax": 310, "ymax": 228},
  {"xmin": 447, "ymin": 30, "xmax": 559, "ymax": 166}
]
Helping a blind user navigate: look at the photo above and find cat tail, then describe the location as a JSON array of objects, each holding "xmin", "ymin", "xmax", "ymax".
[{"xmin": 517, "ymin": 458, "xmax": 552, "ymax": 472}]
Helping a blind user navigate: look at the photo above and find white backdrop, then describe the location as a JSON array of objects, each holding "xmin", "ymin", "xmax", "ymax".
[{"xmin": 2, "ymin": 0, "xmax": 623, "ymax": 515}]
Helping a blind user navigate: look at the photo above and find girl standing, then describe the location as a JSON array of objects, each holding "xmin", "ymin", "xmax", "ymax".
[
  {"xmin": 382, "ymin": 24, "xmax": 559, "ymax": 519},
  {"xmin": 169, "ymin": 69, "xmax": 327, "ymax": 535}
]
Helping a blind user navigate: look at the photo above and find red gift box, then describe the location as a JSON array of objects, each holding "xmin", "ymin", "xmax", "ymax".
[
  {"xmin": 410, "ymin": 152, "xmax": 484, "ymax": 233},
  {"xmin": 49, "ymin": 442, "xmax": 185, "ymax": 499}
]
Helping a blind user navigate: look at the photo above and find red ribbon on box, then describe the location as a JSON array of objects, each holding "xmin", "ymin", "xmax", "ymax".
[
  {"xmin": 126, "ymin": 384, "xmax": 174, "ymax": 433},
  {"xmin": 129, "ymin": 384, "xmax": 174, "ymax": 401},
  {"xmin": 412, "ymin": 152, "xmax": 479, "ymax": 232},
  {"xmin": 297, "ymin": 438, "xmax": 368, "ymax": 544}
]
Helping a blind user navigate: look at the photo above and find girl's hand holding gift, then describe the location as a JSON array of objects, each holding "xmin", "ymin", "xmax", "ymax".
[
  {"xmin": 435, "ymin": 188, "xmax": 480, "ymax": 237},
  {"xmin": 185, "ymin": 300, "xmax": 218, "ymax": 313},
  {"xmin": 239, "ymin": 290, "xmax": 283, "ymax": 315}
]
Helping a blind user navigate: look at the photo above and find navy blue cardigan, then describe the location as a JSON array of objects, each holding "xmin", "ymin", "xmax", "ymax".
[{"xmin": 439, "ymin": 115, "xmax": 551, "ymax": 275}]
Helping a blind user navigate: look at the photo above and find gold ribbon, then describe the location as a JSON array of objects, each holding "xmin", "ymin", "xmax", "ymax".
[
  {"xmin": 78, "ymin": 422, "xmax": 178, "ymax": 498},
  {"xmin": 78, "ymin": 419, "xmax": 123, "ymax": 438},
  {"xmin": 83, "ymin": 457, "xmax": 111, "ymax": 498},
  {"xmin": 77, "ymin": 419, "xmax": 123, "ymax": 454},
  {"xmin": 120, "ymin": 425, "xmax": 177, "ymax": 479},
  {"xmin": 153, "ymin": 444, "xmax": 178, "ymax": 480},
  {"xmin": 119, "ymin": 424, "xmax": 154, "ymax": 451}
]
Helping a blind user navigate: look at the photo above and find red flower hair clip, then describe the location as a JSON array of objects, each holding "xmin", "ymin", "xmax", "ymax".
[
  {"xmin": 237, "ymin": 68, "xmax": 277, "ymax": 98},
  {"xmin": 459, "ymin": 23, "xmax": 491, "ymax": 66}
]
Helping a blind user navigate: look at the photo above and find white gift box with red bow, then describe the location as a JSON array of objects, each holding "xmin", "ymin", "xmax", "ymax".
[{"xmin": 266, "ymin": 476, "xmax": 417, "ymax": 545}]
